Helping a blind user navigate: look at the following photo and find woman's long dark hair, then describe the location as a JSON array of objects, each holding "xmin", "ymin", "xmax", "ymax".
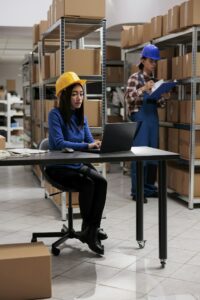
[{"xmin": 59, "ymin": 83, "xmax": 84, "ymax": 127}]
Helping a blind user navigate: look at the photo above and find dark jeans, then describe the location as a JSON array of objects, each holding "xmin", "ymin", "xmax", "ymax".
[{"xmin": 46, "ymin": 164, "xmax": 107, "ymax": 228}]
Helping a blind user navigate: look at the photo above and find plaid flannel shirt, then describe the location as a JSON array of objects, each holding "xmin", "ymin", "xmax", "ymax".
[{"xmin": 125, "ymin": 70, "xmax": 166, "ymax": 115}]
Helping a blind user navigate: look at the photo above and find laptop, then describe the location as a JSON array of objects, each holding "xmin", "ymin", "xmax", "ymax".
[{"xmin": 83, "ymin": 122, "xmax": 137, "ymax": 154}]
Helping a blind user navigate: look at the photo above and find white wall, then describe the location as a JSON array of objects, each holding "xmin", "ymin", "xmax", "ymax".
[
  {"xmin": 0, "ymin": 0, "xmax": 52, "ymax": 27},
  {"xmin": 106, "ymin": 0, "xmax": 185, "ymax": 28},
  {"xmin": 0, "ymin": 62, "xmax": 23, "ymax": 96}
]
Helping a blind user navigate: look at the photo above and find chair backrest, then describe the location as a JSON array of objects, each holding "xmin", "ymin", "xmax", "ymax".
[{"xmin": 39, "ymin": 138, "xmax": 76, "ymax": 193}]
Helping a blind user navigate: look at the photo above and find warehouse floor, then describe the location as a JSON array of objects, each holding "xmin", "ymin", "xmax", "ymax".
[{"xmin": 1, "ymin": 165, "xmax": 200, "ymax": 300}]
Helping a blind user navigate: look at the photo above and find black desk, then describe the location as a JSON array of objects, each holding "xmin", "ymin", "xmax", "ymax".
[{"xmin": 0, "ymin": 146, "xmax": 179, "ymax": 267}]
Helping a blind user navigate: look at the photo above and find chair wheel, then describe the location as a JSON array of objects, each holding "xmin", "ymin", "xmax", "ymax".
[
  {"xmin": 31, "ymin": 237, "xmax": 37, "ymax": 243},
  {"xmin": 52, "ymin": 247, "xmax": 60, "ymax": 256}
]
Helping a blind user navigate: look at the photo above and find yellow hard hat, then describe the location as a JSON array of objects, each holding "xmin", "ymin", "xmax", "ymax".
[{"xmin": 56, "ymin": 71, "xmax": 86, "ymax": 97}]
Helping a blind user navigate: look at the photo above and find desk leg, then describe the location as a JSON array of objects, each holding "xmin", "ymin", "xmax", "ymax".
[
  {"xmin": 136, "ymin": 161, "xmax": 145, "ymax": 248},
  {"xmin": 158, "ymin": 160, "xmax": 167, "ymax": 268}
]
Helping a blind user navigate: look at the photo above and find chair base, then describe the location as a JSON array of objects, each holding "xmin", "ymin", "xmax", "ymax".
[{"xmin": 31, "ymin": 224, "xmax": 83, "ymax": 256}]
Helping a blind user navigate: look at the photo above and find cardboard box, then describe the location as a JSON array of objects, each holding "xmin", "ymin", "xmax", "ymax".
[
  {"xmin": 187, "ymin": 0, "xmax": 200, "ymax": 26},
  {"xmin": 84, "ymin": 100, "xmax": 102, "ymax": 127},
  {"xmin": 32, "ymin": 24, "xmax": 40, "ymax": 45},
  {"xmin": 0, "ymin": 135, "xmax": 5, "ymax": 150},
  {"xmin": 182, "ymin": 52, "xmax": 200, "ymax": 78},
  {"xmin": 158, "ymin": 107, "xmax": 166, "ymax": 121},
  {"xmin": 130, "ymin": 64, "xmax": 138, "ymax": 75},
  {"xmin": 6, "ymin": 80, "xmax": 16, "ymax": 92},
  {"xmin": 162, "ymin": 14, "xmax": 169, "ymax": 36},
  {"xmin": 159, "ymin": 127, "xmax": 167, "ymax": 150},
  {"xmin": 151, "ymin": 16, "xmax": 162, "ymax": 39},
  {"xmin": 142, "ymin": 23, "xmax": 152, "ymax": 44},
  {"xmin": 39, "ymin": 20, "xmax": 48, "ymax": 40},
  {"xmin": 168, "ymin": 128, "xmax": 179, "ymax": 153},
  {"xmin": 168, "ymin": 5, "xmax": 180, "ymax": 33},
  {"xmin": 106, "ymin": 46, "xmax": 121, "ymax": 61},
  {"xmin": 121, "ymin": 26, "xmax": 132, "ymax": 49},
  {"xmin": 180, "ymin": 100, "xmax": 200, "ymax": 124},
  {"xmin": 49, "ymin": 53, "xmax": 56, "ymax": 78},
  {"xmin": 167, "ymin": 163, "xmax": 178, "ymax": 191},
  {"xmin": 167, "ymin": 100, "xmax": 179, "ymax": 122},
  {"xmin": 180, "ymin": 1, "xmax": 189, "ymax": 29},
  {"xmin": 53, "ymin": 0, "xmax": 105, "ymax": 21},
  {"xmin": 55, "ymin": 49, "xmax": 101, "ymax": 76},
  {"xmin": 157, "ymin": 59, "xmax": 172, "ymax": 80},
  {"xmin": 42, "ymin": 55, "xmax": 50, "ymax": 80},
  {"xmin": 65, "ymin": 0, "xmax": 105, "ymax": 19},
  {"xmin": 106, "ymin": 66, "xmax": 124, "ymax": 83},
  {"xmin": 0, "ymin": 242, "xmax": 51, "ymax": 300},
  {"xmin": 176, "ymin": 167, "xmax": 200, "ymax": 197},
  {"xmin": 179, "ymin": 129, "xmax": 200, "ymax": 159},
  {"xmin": 129, "ymin": 25, "xmax": 143, "ymax": 47},
  {"xmin": 172, "ymin": 56, "xmax": 182, "ymax": 80}
]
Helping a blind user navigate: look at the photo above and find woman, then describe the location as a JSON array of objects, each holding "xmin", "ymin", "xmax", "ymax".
[
  {"xmin": 125, "ymin": 44, "xmax": 166, "ymax": 202},
  {"xmin": 47, "ymin": 71, "xmax": 107, "ymax": 255}
]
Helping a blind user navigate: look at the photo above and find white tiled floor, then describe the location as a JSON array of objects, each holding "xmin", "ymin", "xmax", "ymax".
[{"xmin": 1, "ymin": 164, "xmax": 200, "ymax": 300}]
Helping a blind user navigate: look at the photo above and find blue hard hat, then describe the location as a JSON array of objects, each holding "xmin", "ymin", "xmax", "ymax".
[{"xmin": 141, "ymin": 44, "xmax": 160, "ymax": 60}]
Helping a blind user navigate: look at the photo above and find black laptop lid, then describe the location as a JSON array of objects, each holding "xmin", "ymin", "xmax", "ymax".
[{"xmin": 100, "ymin": 122, "xmax": 137, "ymax": 153}]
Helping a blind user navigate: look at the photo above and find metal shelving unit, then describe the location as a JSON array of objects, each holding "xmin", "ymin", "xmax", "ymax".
[
  {"xmin": 0, "ymin": 94, "xmax": 24, "ymax": 148},
  {"xmin": 123, "ymin": 26, "xmax": 200, "ymax": 208}
]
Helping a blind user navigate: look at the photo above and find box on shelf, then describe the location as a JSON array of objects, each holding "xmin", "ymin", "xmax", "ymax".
[
  {"xmin": 106, "ymin": 66, "xmax": 124, "ymax": 83},
  {"xmin": 166, "ymin": 100, "xmax": 179, "ymax": 123},
  {"xmin": 187, "ymin": 0, "xmax": 200, "ymax": 26},
  {"xmin": 180, "ymin": 100, "xmax": 200, "ymax": 124},
  {"xmin": 42, "ymin": 55, "xmax": 51, "ymax": 80},
  {"xmin": 44, "ymin": 100, "xmax": 56, "ymax": 122},
  {"xmin": 121, "ymin": 26, "xmax": 132, "ymax": 49},
  {"xmin": 179, "ymin": 129, "xmax": 200, "ymax": 159},
  {"xmin": 151, "ymin": 16, "xmax": 162, "ymax": 39},
  {"xmin": 0, "ymin": 242, "xmax": 51, "ymax": 300},
  {"xmin": 162, "ymin": 14, "xmax": 169, "ymax": 36},
  {"xmin": 172, "ymin": 56, "xmax": 182, "ymax": 80},
  {"xmin": 130, "ymin": 64, "xmax": 138, "ymax": 75},
  {"xmin": 106, "ymin": 46, "xmax": 121, "ymax": 61},
  {"xmin": 53, "ymin": 0, "xmax": 105, "ymax": 21},
  {"xmin": 159, "ymin": 127, "xmax": 167, "ymax": 150},
  {"xmin": 180, "ymin": 1, "xmax": 189, "ymax": 29},
  {"xmin": 55, "ymin": 49, "xmax": 101, "ymax": 76},
  {"xmin": 176, "ymin": 167, "xmax": 200, "ymax": 197},
  {"xmin": 168, "ymin": 5, "xmax": 180, "ymax": 33},
  {"xmin": 129, "ymin": 25, "xmax": 143, "ymax": 47},
  {"xmin": 142, "ymin": 23, "xmax": 152, "ymax": 44},
  {"xmin": 32, "ymin": 24, "xmax": 40, "ymax": 46},
  {"xmin": 182, "ymin": 53, "xmax": 200, "ymax": 78},
  {"xmin": 168, "ymin": 128, "xmax": 179, "ymax": 153},
  {"xmin": 50, "ymin": 53, "xmax": 56, "ymax": 78},
  {"xmin": 39, "ymin": 20, "xmax": 48, "ymax": 40},
  {"xmin": 84, "ymin": 99, "xmax": 102, "ymax": 127},
  {"xmin": 157, "ymin": 107, "xmax": 166, "ymax": 122},
  {"xmin": 157, "ymin": 58, "xmax": 172, "ymax": 80}
]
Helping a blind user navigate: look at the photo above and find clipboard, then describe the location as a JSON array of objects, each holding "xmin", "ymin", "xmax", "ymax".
[{"xmin": 147, "ymin": 81, "xmax": 177, "ymax": 100}]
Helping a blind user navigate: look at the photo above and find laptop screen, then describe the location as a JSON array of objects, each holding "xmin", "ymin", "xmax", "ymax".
[{"xmin": 100, "ymin": 122, "xmax": 137, "ymax": 153}]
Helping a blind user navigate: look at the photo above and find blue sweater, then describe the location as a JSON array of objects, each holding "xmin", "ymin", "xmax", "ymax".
[{"xmin": 48, "ymin": 108, "xmax": 94, "ymax": 169}]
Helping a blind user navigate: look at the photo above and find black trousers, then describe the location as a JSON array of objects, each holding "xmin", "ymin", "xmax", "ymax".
[{"xmin": 46, "ymin": 164, "xmax": 107, "ymax": 228}]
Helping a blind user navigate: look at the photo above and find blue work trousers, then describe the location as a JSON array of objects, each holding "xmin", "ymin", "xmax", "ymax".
[{"xmin": 130, "ymin": 98, "xmax": 159, "ymax": 197}]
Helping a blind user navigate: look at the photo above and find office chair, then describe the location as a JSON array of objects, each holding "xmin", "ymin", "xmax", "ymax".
[{"xmin": 31, "ymin": 138, "xmax": 83, "ymax": 256}]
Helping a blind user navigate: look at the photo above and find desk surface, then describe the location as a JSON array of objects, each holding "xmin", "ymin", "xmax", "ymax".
[{"xmin": 0, "ymin": 147, "xmax": 179, "ymax": 166}]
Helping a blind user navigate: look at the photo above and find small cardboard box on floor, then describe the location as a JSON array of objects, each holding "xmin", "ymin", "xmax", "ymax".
[{"xmin": 0, "ymin": 242, "xmax": 51, "ymax": 300}]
